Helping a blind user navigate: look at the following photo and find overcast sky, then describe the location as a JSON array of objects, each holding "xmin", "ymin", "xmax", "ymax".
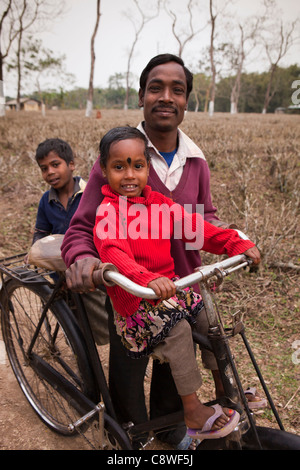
[{"xmin": 5, "ymin": 0, "xmax": 300, "ymax": 96}]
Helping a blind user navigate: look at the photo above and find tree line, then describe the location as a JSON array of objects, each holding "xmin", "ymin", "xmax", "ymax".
[
  {"xmin": 1, "ymin": 0, "xmax": 299, "ymax": 117},
  {"xmin": 17, "ymin": 64, "xmax": 298, "ymax": 114}
]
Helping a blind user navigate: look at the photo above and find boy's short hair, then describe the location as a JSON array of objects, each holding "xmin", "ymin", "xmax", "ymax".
[
  {"xmin": 99, "ymin": 127, "xmax": 151, "ymax": 168},
  {"xmin": 139, "ymin": 53, "xmax": 193, "ymax": 99},
  {"xmin": 35, "ymin": 138, "xmax": 74, "ymax": 164}
]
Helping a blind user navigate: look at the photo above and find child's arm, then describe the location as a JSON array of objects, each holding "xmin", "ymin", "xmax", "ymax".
[
  {"xmin": 147, "ymin": 247, "xmax": 260, "ymax": 301},
  {"xmin": 173, "ymin": 203, "xmax": 259, "ymax": 260},
  {"xmin": 93, "ymin": 215, "xmax": 163, "ymax": 288}
]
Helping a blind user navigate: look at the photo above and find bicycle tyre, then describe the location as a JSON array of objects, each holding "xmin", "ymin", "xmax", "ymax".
[
  {"xmin": 196, "ymin": 425, "xmax": 300, "ymax": 450},
  {"xmin": 242, "ymin": 426, "xmax": 300, "ymax": 450},
  {"xmin": 0, "ymin": 277, "xmax": 98, "ymax": 435}
]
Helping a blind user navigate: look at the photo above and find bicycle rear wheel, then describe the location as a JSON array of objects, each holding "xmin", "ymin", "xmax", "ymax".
[{"xmin": 0, "ymin": 277, "xmax": 98, "ymax": 435}]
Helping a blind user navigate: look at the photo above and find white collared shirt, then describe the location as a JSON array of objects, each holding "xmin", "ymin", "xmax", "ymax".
[{"xmin": 137, "ymin": 122, "xmax": 206, "ymax": 191}]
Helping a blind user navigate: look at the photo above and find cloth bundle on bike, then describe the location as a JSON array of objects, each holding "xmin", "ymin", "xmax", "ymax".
[
  {"xmin": 27, "ymin": 234, "xmax": 119, "ymax": 287},
  {"xmin": 27, "ymin": 234, "xmax": 67, "ymax": 272}
]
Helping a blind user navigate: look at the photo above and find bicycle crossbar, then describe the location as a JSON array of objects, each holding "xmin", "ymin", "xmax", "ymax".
[{"xmin": 102, "ymin": 254, "xmax": 248, "ymax": 299}]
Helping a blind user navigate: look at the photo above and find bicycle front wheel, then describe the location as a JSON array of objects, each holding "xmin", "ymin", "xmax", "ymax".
[
  {"xmin": 0, "ymin": 278, "xmax": 98, "ymax": 435},
  {"xmin": 242, "ymin": 426, "xmax": 300, "ymax": 450}
]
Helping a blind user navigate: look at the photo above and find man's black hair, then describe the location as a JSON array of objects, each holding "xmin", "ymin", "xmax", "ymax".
[
  {"xmin": 139, "ymin": 53, "xmax": 193, "ymax": 99},
  {"xmin": 35, "ymin": 138, "xmax": 74, "ymax": 164},
  {"xmin": 99, "ymin": 126, "xmax": 151, "ymax": 168}
]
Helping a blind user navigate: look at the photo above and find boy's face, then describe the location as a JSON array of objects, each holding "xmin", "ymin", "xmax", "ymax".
[
  {"xmin": 101, "ymin": 138, "xmax": 150, "ymax": 198},
  {"xmin": 38, "ymin": 151, "xmax": 75, "ymax": 191}
]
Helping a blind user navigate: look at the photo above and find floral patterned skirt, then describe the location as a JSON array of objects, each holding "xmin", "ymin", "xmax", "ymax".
[{"xmin": 114, "ymin": 282, "xmax": 204, "ymax": 358}]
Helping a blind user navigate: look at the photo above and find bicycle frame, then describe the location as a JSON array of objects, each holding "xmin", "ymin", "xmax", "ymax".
[
  {"xmin": 0, "ymin": 253, "xmax": 286, "ymax": 450},
  {"xmin": 92, "ymin": 254, "xmax": 286, "ymax": 448}
]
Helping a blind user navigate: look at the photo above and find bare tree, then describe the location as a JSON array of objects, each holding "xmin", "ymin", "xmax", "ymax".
[
  {"xmin": 123, "ymin": 0, "xmax": 161, "ymax": 111},
  {"xmin": 207, "ymin": 0, "xmax": 233, "ymax": 116},
  {"xmin": 0, "ymin": 1, "xmax": 12, "ymax": 82},
  {"xmin": 164, "ymin": 0, "xmax": 207, "ymax": 58},
  {"xmin": 0, "ymin": 0, "xmax": 17, "ymax": 116},
  {"xmin": 86, "ymin": 0, "xmax": 101, "ymax": 117},
  {"xmin": 191, "ymin": 72, "xmax": 210, "ymax": 112},
  {"xmin": 229, "ymin": 18, "xmax": 260, "ymax": 114},
  {"xmin": 12, "ymin": 37, "xmax": 75, "ymax": 116},
  {"xmin": 0, "ymin": 0, "xmax": 39, "ymax": 114},
  {"xmin": 5, "ymin": 0, "xmax": 66, "ymax": 112},
  {"xmin": 14, "ymin": 1, "xmax": 42, "ymax": 111},
  {"xmin": 208, "ymin": 0, "xmax": 217, "ymax": 116},
  {"xmin": 262, "ymin": 18, "xmax": 299, "ymax": 113}
]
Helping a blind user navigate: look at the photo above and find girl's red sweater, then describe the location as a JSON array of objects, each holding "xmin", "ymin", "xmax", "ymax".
[{"xmin": 93, "ymin": 185, "xmax": 255, "ymax": 317}]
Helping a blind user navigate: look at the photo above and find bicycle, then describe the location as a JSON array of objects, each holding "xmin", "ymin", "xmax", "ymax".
[{"xmin": 0, "ymin": 247, "xmax": 299, "ymax": 450}]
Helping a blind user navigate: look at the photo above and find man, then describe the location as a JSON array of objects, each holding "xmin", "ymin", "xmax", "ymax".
[{"xmin": 61, "ymin": 54, "xmax": 229, "ymax": 449}]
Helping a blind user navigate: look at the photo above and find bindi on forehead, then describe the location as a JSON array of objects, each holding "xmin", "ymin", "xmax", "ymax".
[{"xmin": 127, "ymin": 157, "xmax": 131, "ymax": 164}]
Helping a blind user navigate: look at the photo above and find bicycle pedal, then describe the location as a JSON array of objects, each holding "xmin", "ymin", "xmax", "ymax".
[
  {"xmin": 232, "ymin": 322, "xmax": 244, "ymax": 335},
  {"xmin": 230, "ymin": 311, "xmax": 245, "ymax": 336},
  {"xmin": 68, "ymin": 402, "xmax": 105, "ymax": 432}
]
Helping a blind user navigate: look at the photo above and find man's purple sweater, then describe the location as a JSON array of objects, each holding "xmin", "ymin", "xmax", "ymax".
[{"xmin": 61, "ymin": 156, "xmax": 219, "ymax": 284}]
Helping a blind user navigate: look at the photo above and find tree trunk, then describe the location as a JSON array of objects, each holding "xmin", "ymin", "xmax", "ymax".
[
  {"xmin": 230, "ymin": 101, "xmax": 237, "ymax": 114},
  {"xmin": 208, "ymin": 0, "xmax": 216, "ymax": 117},
  {"xmin": 230, "ymin": 76, "xmax": 240, "ymax": 114},
  {"xmin": 0, "ymin": 53, "xmax": 4, "ymax": 116},
  {"xmin": 0, "ymin": 80, "xmax": 5, "ymax": 117},
  {"xmin": 262, "ymin": 63, "xmax": 276, "ymax": 114},
  {"xmin": 86, "ymin": 0, "xmax": 101, "ymax": 117},
  {"xmin": 0, "ymin": 48, "xmax": 5, "ymax": 116},
  {"xmin": 16, "ymin": 30, "xmax": 23, "ymax": 111},
  {"xmin": 85, "ymin": 99, "xmax": 93, "ymax": 117},
  {"xmin": 0, "ymin": 1, "xmax": 13, "ymax": 116},
  {"xmin": 230, "ymin": 57, "xmax": 243, "ymax": 114}
]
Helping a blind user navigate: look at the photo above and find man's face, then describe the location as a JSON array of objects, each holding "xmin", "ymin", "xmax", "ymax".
[{"xmin": 138, "ymin": 61, "xmax": 188, "ymax": 134}]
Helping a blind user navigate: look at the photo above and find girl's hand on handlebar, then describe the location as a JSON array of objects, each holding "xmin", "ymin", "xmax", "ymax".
[
  {"xmin": 148, "ymin": 277, "xmax": 176, "ymax": 300},
  {"xmin": 243, "ymin": 246, "xmax": 261, "ymax": 265}
]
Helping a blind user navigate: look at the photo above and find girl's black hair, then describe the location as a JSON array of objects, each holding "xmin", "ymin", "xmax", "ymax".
[
  {"xmin": 99, "ymin": 126, "xmax": 151, "ymax": 168},
  {"xmin": 35, "ymin": 138, "xmax": 74, "ymax": 164}
]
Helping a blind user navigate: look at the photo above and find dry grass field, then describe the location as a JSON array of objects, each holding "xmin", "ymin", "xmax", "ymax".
[{"xmin": 0, "ymin": 109, "xmax": 299, "ymax": 449}]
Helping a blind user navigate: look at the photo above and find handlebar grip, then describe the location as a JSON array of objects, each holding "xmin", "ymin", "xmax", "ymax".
[{"xmin": 92, "ymin": 263, "xmax": 119, "ymax": 287}]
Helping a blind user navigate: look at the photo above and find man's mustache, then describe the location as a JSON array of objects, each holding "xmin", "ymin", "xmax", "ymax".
[{"xmin": 152, "ymin": 105, "xmax": 178, "ymax": 114}]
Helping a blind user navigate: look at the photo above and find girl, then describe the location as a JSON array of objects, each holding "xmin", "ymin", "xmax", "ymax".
[{"xmin": 93, "ymin": 126, "xmax": 260, "ymax": 441}]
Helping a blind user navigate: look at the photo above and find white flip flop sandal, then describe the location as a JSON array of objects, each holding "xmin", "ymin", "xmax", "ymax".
[
  {"xmin": 187, "ymin": 404, "xmax": 240, "ymax": 441},
  {"xmin": 244, "ymin": 387, "xmax": 267, "ymax": 410}
]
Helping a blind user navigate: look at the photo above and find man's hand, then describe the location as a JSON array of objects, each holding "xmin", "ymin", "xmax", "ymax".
[
  {"xmin": 148, "ymin": 277, "xmax": 176, "ymax": 300},
  {"xmin": 243, "ymin": 246, "xmax": 261, "ymax": 265},
  {"xmin": 65, "ymin": 257, "xmax": 102, "ymax": 293}
]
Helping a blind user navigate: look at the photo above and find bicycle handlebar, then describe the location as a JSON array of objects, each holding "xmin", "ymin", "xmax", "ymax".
[{"xmin": 93, "ymin": 254, "xmax": 251, "ymax": 300}]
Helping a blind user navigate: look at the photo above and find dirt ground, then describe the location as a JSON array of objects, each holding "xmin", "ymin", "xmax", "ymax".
[
  {"xmin": 0, "ymin": 339, "xmax": 173, "ymax": 450},
  {"xmin": 0, "ymin": 334, "xmax": 298, "ymax": 451},
  {"xmin": 0, "ymin": 110, "xmax": 299, "ymax": 450},
  {"xmin": 0, "ymin": 338, "xmax": 101, "ymax": 450}
]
